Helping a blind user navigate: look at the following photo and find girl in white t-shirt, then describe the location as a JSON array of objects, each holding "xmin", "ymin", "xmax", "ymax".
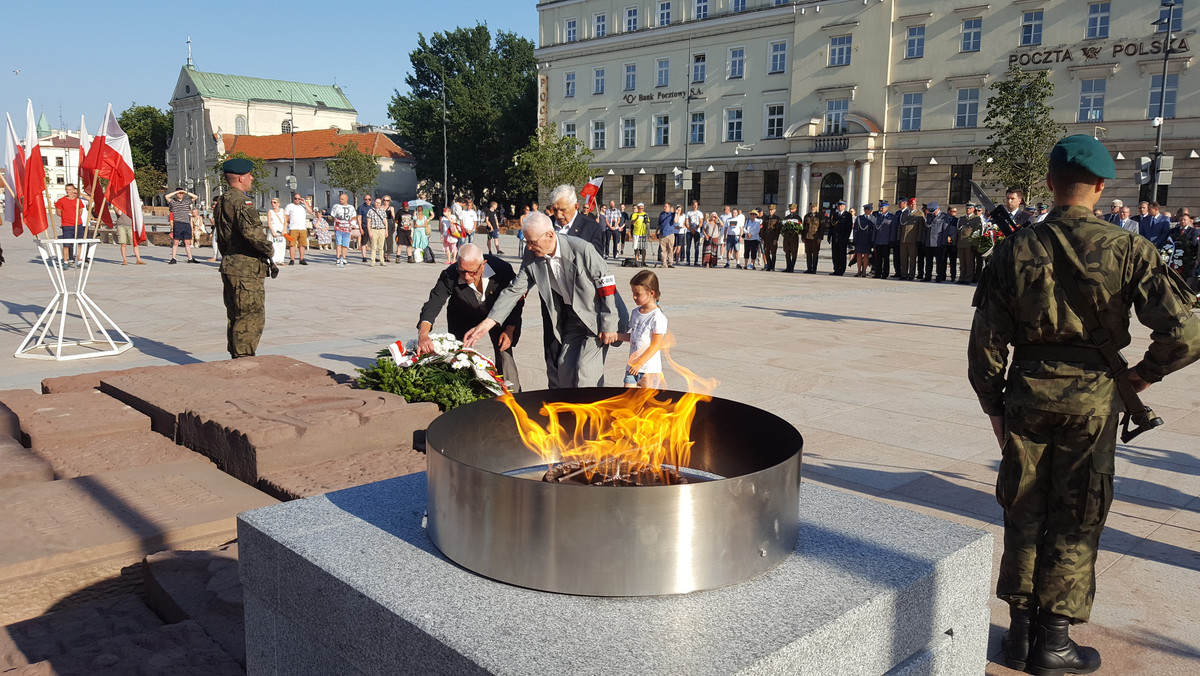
[{"xmin": 618, "ymin": 270, "xmax": 668, "ymax": 389}]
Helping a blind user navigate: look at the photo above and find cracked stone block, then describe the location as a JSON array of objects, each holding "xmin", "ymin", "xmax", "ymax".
[
  {"xmin": 177, "ymin": 385, "xmax": 439, "ymax": 486},
  {"xmin": 3, "ymin": 391, "xmax": 148, "ymax": 450},
  {"xmin": 0, "ymin": 595, "xmax": 162, "ymax": 670},
  {"xmin": 0, "ymin": 437, "xmax": 54, "ymax": 489},
  {"xmin": 143, "ymin": 543, "xmax": 244, "ymax": 665},
  {"xmin": 100, "ymin": 356, "xmax": 341, "ymax": 438},
  {"xmin": 32, "ymin": 431, "xmax": 208, "ymax": 480}
]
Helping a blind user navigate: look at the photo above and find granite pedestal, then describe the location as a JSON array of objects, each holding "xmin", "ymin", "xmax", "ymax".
[{"xmin": 240, "ymin": 474, "xmax": 992, "ymax": 675}]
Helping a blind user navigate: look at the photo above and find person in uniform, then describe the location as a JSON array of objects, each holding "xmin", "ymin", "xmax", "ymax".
[
  {"xmin": 213, "ymin": 158, "xmax": 274, "ymax": 359},
  {"xmin": 801, "ymin": 204, "xmax": 824, "ymax": 274},
  {"xmin": 760, "ymin": 204, "xmax": 782, "ymax": 271},
  {"xmin": 955, "ymin": 203, "xmax": 982, "ymax": 284},
  {"xmin": 782, "ymin": 203, "xmax": 801, "ymax": 273},
  {"xmin": 969, "ymin": 135, "xmax": 1200, "ymax": 675},
  {"xmin": 828, "ymin": 201, "xmax": 852, "ymax": 276},
  {"xmin": 898, "ymin": 198, "xmax": 924, "ymax": 280},
  {"xmin": 872, "ymin": 201, "xmax": 895, "ymax": 279}
]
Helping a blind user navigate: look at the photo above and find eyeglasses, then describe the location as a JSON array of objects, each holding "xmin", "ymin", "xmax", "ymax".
[{"xmin": 460, "ymin": 260, "xmax": 486, "ymax": 276}]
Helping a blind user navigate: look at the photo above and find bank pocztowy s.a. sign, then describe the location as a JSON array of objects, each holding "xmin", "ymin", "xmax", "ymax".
[
  {"xmin": 1009, "ymin": 37, "xmax": 1191, "ymax": 67},
  {"xmin": 623, "ymin": 88, "xmax": 704, "ymax": 104}
]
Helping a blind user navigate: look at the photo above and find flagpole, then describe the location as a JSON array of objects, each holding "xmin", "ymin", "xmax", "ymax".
[{"xmin": 89, "ymin": 192, "xmax": 110, "ymax": 241}]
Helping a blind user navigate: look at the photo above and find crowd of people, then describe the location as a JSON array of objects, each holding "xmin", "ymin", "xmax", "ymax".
[{"xmin": 574, "ymin": 190, "xmax": 1199, "ymax": 290}]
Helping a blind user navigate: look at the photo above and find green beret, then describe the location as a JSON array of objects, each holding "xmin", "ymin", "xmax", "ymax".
[
  {"xmin": 1050, "ymin": 134, "xmax": 1116, "ymax": 179},
  {"xmin": 222, "ymin": 158, "xmax": 254, "ymax": 175}
]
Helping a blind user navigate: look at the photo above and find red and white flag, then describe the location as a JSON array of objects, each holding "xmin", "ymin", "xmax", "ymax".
[
  {"xmin": 90, "ymin": 104, "xmax": 143, "ymax": 242},
  {"xmin": 76, "ymin": 116, "xmax": 112, "ymax": 227},
  {"xmin": 21, "ymin": 100, "xmax": 49, "ymax": 237},
  {"xmin": 580, "ymin": 176, "xmax": 603, "ymax": 213},
  {"xmin": 4, "ymin": 113, "xmax": 27, "ymax": 236}
]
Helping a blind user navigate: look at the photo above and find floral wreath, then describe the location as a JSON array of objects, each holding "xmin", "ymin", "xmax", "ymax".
[{"xmin": 387, "ymin": 333, "xmax": 509, "ymax": 396}]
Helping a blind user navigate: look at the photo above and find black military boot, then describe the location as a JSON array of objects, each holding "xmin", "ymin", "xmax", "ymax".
[
  {"xmin": 1029, "ymin": 612, "xmax": 1101, "ymax": 676},
  {"xmin": 1001, "ymin": 606, "xmax": 1034, "ymax": 671}
]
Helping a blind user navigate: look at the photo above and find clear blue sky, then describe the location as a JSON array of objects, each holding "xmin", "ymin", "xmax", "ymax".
[{"xmin": 1, "ymin": 0, "xmax": 538, "ymax": 133}]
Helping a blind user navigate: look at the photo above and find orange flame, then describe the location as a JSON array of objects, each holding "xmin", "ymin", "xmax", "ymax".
[{"xmin": 499, "ymin": 332, "xmax": 718, "ymax": 483}]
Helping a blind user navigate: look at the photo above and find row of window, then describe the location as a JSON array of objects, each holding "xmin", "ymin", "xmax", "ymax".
[
  {"xmin": 562, "ymin": 103, "xmax": 787, "ymax": 150},
  {"xmin": 564, "ymin": 2, "xmax": 1184, "ymax": 51},
  {"xmin": 563, "ymin": 0, "xmax": 789, "ymax": 42},
  {"xmin": 895, "ymin": 73, "xmax": 1179, "ymax": 132},
  {"xmin": 564, "ymin": 69, "xmax": 1179, "ymax": 150},
  {"xmin": 563, "ymin": 42, "xmax": 784, "ymax": 97},
  {"xmin": 603, "ymin": 169, "xmax": 777, "ymax": 207}
]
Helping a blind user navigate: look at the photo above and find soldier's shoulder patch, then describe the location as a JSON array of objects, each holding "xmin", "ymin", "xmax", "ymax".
[{"xmin": 244, "ymin": 200, "xmax": 254, "ymax": 205}]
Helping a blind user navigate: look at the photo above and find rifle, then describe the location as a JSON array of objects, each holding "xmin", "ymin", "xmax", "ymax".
[{"xmin": 969, "ymin": 180, "xmax": 1023, "ymax": 237}]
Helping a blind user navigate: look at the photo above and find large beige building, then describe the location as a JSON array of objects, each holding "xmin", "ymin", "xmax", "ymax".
[{"xmin": 535, "ymin": 0, "xmax": 1197, "ymax": 211}]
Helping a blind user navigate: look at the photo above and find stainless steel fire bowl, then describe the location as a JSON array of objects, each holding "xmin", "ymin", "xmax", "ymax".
[{"xmin": 425, "ymin": 388, "xmax": 803, "ymax": 596}]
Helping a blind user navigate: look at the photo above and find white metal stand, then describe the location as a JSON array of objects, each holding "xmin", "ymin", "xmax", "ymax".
[{"xmin": 14, "ymin": 238, "xmax": 133, "ymax": 360}]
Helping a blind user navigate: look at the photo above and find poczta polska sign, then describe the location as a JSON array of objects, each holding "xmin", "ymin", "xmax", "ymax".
[
  {"xmin": 623, "ymin": 87, "xmax": 704, "ymax": 104},
  {"xmin": 1009, "ymin": 36, "xmax": 1190, "ymax": 67}
]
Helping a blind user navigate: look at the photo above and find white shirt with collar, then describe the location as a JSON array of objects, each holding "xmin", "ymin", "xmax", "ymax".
[
  {"xmin": 462, "ymin": 263, "xmax": 495, "ymax": 303},
  {"xmin": 557, "ymin": 212, "xmax": 576, "ymax": 234},
  {"xmin": 544, "ymin": 241, "xmax": 571, "ymax": 304}
]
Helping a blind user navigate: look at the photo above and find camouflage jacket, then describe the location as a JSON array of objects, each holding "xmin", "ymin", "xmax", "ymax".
[
  {"xmin": 214, "ymin": 188, "xmax": 273, "ymax": 278},
  {"xmin": 802, "ymin": 213, "xmax": 824, "ymax": 240},
  {"xmin": 968, "ymin": 205, "xmax": 1200, "ymax": 416}
]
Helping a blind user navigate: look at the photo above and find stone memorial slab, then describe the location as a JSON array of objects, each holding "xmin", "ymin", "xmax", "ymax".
[
  {"xmin": 0, "ymin": 390, "xmax": 39, "ymax": 442},
  {"xmin": 0, "ymin": 437, "xmax": 54, "ymax": 489},
  {"xmin": 32, "ymin": 430, "xmax": 208, "ymax": 480},
  {"xmin": 0, "ymin": 461, "xmax": 277, "ymax": 620},
  {"xmin": 6, "ymin": 620, "xmax": 242, "ymax": 675},
  {"xmin": 257, "ymin": 446, "xmax": 428, "ymax": 500},
  {"xmin": 100, "ymin": 355, "xmax": 342, "ymax": 437},
  {"xmin": 40, "ymin": 366, "xmax": 157, "ymax": 395},
  {"xmin": 3, "ymin": 391, "xmax": 148, "ymax": 449},
  {"xmin": 143, "ymin": 543, "xmax": 245, "ymax": 664},
  {"xmin": 177, "ymin": 386, "xmax": 439, "ymax": 486},
  {"xmin": 0, "ymin": 595, "xmax": 162, "ymax": 670},
  {"xmin": 239, "ymin": 475, "xmax": 993, "ymax": 676}
]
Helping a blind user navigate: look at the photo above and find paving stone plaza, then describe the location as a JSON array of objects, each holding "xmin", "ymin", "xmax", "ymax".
[{"xmin": 1, "ymin": 233, "xmax": 1198, "ymax": 674}]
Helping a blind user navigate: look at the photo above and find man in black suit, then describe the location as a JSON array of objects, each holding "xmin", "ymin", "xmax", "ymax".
[
  {"xmin": 417, "ymin": 243, "xmax": 523, "ymax": 391},
  {"xmin": 829, "ymin": 200, "xmax": 853, "ymax": 276},
  {"xmin": 548, "ymin": 184, "xmax": 605, "ymax": 254},
  {"xmin": 999, "ymin": 187, "xmax": 1036, "ymax": 232}
]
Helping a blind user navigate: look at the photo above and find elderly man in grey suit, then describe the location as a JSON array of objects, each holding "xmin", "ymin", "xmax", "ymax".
[{"xmin": 465, "ymin": 211, "xmax": 626, "ymax": 388}]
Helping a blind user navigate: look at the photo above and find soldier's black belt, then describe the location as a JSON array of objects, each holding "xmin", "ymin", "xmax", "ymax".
[{"xmin": 1013, "ymin": 344, "xmax": 1106, "ymax": 366}]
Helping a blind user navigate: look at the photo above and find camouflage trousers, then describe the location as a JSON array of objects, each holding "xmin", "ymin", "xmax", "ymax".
[
  {"xmin": 996, "ymin": 405, "xmax": 1116, "ymax": 623},
  {"xmin": 222, "ymin": 273, "xmax": 265, "ymax": 359}
]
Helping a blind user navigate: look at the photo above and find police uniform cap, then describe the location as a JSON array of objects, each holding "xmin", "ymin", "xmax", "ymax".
[
  {"xmin": 1037, "ymin": 203, "xmax": 1047, "ymax": 209},
  {"xmin": 837, "ymin": 200, "xmax": 846, "ymax": 206},
  {"xmin": 929, "ymin": 202, "xmax": 939, "ymax": 210},
  {"xmin": 863, "ymin": 203, "xmax": 874, "ymax": 210},
  {"xmin": 879, "ymin": 201, "xmax": 890, "ymax": 207},
  {"xmin": 1049, "ymin": 134, "xmax": 1116, "ymax": 179},
  {"xmin": 222, "ymin": 158, "xmax": 254, "ymax": 175}
]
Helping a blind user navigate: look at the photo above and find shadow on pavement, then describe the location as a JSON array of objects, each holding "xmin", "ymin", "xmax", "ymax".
[{"xmin": 744, "ymin": 305, "xmax": 970, "ymax": 333}]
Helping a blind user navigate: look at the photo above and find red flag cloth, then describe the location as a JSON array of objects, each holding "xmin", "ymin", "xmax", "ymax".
[
  {"xmin": 4, "ymin": 113, "xmax": 27, "ymax": 236},
  {"xmin": 95, "ymin": 104, "xmax": 144, "ymax": 242},
  {"xmin": 22, "ymin": 144, "xmax": 49, "ymax": 236},
  {"xmin": 580, "ymin": 176, "xmax": 603, "ymax": 212}
]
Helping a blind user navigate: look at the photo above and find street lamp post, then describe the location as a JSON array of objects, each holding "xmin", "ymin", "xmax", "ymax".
[{"xmin": 1150, "ymin": 1, "xmax": 1176, "ymax": 203}]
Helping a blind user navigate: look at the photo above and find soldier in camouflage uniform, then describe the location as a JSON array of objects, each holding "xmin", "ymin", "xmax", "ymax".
[
  {"xmin": 968, "ymin": 135, "xmax": 1200, "ymax": 675},
  {"xmin": 213, "ymin": 159, "xmax": 274, "ymax": 359}
]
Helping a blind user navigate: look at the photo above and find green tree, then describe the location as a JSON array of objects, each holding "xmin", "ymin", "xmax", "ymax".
[
  {"xmin": 507, "ymin": 126, "xmax": 595, "ymax": 205},
  {"xmin": 388, "ymin": 24, "xmax": 536, "ymax": 205},
  {"xmin": 209, "ymin": 151, "xmax": 269, "ymax": 196},
  {"xmin": 118, "ymin": 104, "xmax": 173, "ymax": 172},
  {"xmin": 325, "ymin": 141, "xmax": 380, "ymax": 201},
  {"xmin": 970, "ymin": 65, "xmax": 1065, "ymax": 203},
  {"xmin": 134, "ymin": 166, "xmax": 167, "ymax": 196}
]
